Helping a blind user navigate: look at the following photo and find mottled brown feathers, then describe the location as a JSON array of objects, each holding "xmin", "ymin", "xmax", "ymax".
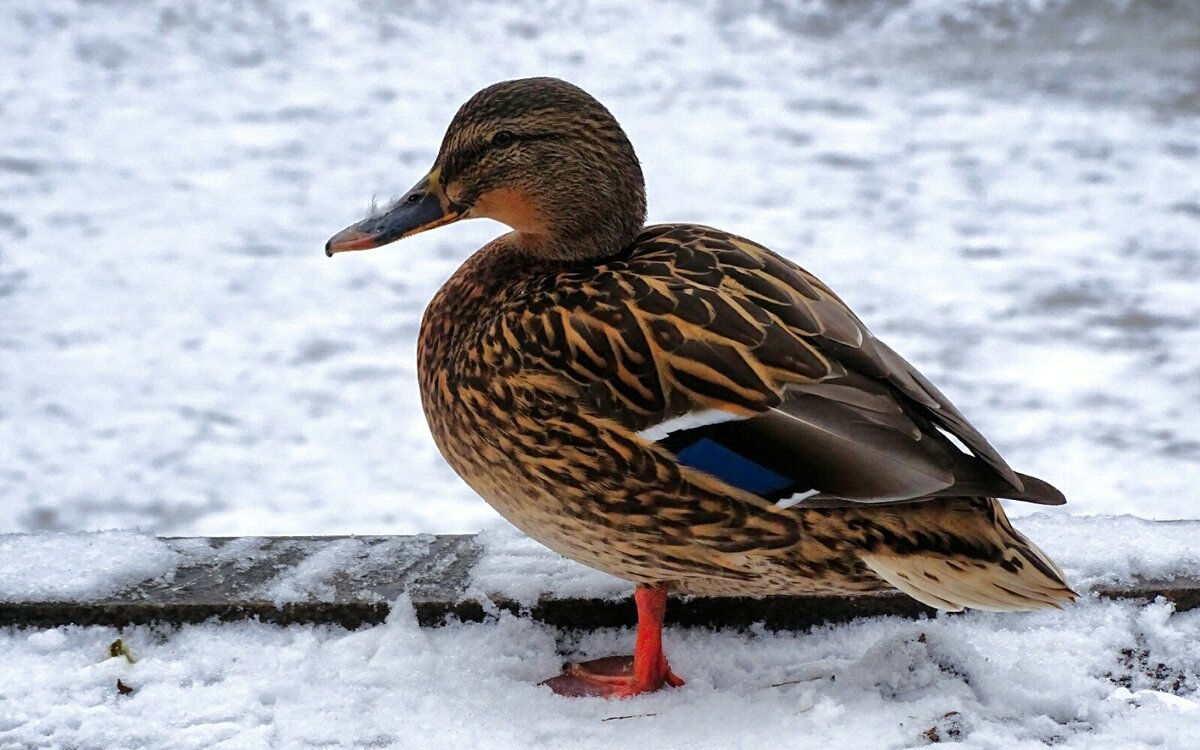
[
  {"xmin": 417, "ymin": 222, "xmax": 1073, "ymax": 605},
  {"xmin": 405, "ymin": 77, "xmax": 1075, "ymax": 610}
]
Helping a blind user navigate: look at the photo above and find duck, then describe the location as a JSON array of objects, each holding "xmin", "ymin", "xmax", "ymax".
[{"xmin": 325, "ymin": 77, "xmax": 1076, "ymax": 698}]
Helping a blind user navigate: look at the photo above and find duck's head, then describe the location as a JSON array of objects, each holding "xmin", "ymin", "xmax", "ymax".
[{"xmin": 326, "ymin": 77, "xmax": 646, "ymax": 262}]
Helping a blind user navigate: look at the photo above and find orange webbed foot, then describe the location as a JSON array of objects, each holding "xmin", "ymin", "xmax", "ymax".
[
  {"xmin": 541, "ymin": 655, "xmax": 685, "ymax": 698},
  {"xmin": 542, "ymin": 585, "xmax": 684, "ymax": 698}
]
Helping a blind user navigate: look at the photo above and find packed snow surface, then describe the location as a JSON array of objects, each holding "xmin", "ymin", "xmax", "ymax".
[
  {"xmin": 0, "ymin": 532, "xmax": 180, "ymax": 602},
  {"xmin": 3, "ymin": 0, "xmax": 1200, "ymax": 747}
]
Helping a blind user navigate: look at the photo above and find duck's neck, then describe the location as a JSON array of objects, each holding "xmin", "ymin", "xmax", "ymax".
[
  {"xmin": 477, "ymin": 154, "xmax": 647, "ymax": 262},
  {"xmin": 510, "ymin": 220, "xmax": 642, "ymax": 263}
]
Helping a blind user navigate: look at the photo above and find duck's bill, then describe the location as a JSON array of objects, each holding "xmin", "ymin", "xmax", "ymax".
[{"xmin": 325, "ymin": 172, "xmax": 464, "ymax": 256}]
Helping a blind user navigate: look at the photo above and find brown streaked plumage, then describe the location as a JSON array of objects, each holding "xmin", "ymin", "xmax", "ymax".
[{"xmin": 326, "ymin": 77, "xmax": 1076, "ymax": 698}]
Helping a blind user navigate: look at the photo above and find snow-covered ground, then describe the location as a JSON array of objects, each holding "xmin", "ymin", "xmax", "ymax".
[
  {"xmin": 3, "ymin": 519, "xmax": 1200, "ymax": 748},
  {"xmin": 3, "ymin": 0, "xmax": 1200, "ymax": 746},
  {"xmin": 3, "ymin": 598, "xmax": 1199, "ymax": 749}
]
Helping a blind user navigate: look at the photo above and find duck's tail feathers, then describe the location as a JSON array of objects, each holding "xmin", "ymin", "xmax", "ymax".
[{"xmin": 860, "ymin": 500, "xmax": 1076, "ymax": 612}]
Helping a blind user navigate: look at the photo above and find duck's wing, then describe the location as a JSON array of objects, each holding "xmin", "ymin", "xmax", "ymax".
[
  {"xmin": 538, "ymin": 224, "xmax": 1063, "ymax": 508},
  {"xmin": 651, "ymin": 371, "xmax": 1063, "ymax": 507}
]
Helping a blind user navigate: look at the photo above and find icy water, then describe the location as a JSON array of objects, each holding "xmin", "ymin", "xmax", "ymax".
[{"xmin": 1, "ymin": 0, "xmax": 1198, "ymax": 535}]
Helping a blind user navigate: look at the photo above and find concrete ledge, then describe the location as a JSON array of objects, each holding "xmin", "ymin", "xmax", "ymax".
[{"xmin": 2, "ymin": 529, "xmax": 1199, "ymax": 630}]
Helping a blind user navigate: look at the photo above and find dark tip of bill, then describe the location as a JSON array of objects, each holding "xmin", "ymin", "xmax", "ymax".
[{"xmin": 324, "ymin": 241, "xmax": 334, "ymax": 258}]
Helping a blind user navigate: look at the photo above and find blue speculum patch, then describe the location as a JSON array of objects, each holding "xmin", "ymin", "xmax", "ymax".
[{"xmin": 673, "ymin": 438, "xmax": 792, "ymax": 496}]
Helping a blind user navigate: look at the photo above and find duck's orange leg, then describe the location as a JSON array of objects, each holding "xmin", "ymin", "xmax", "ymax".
[{"xmin": 542, "ymin": 584, "xmax": 685, "ymax": 698}]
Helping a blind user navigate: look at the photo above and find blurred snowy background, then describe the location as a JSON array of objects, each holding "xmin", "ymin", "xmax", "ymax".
[{"xmin": 2, "ymin": 0, "xmax": 1198, "ymax": 537}]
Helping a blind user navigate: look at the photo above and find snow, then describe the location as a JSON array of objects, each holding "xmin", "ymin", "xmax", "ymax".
[
  {"xmin": 2, "ymin": 597, "xmax": 1199, "ymax": 748},
  {"xmin": 3, "ymin": 0, "xmax": 1200, "ymax": 746},
  {"xmin": 2, "ymin": 0, "xmax": 1198, "ymax": 536},
  {"xmin": 0, "ymin": 532, "xmax": 179, "ymax": 602},
  {"xmin": 258, "ymin": 535, "xmax": 436, "ymax": 606},
  {"xmin": 1020, "ymin": 515, "xmax": 1200, "ymax": 591},
  {"xmin": 468, "ymin": 526, "xmax": 628, "ymax": 606}
]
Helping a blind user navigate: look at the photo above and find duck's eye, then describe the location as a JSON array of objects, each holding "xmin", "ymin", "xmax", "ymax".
[{"xmin": 491, "ymin": 130, "xmax": 516, "ymax": 148}]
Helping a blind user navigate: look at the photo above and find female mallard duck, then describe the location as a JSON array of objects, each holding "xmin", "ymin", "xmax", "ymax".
[{"xmin": 326, "ymin": 77, "xmax": 1075, "ymax": 698}]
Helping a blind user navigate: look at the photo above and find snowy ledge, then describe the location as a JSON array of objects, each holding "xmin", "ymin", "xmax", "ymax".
[{"xmin": 1, "ymin": 515, "xmax": 1197, "ymax": 630}]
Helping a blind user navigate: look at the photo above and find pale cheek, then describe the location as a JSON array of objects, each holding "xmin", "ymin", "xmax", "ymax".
[
  {"xmin": 445, "ymin": 180, "xmax": 469, "ymax": 206},
  {"xmin": 472, "ymin": 187, "xmax": 549, "ymax": 234}
]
